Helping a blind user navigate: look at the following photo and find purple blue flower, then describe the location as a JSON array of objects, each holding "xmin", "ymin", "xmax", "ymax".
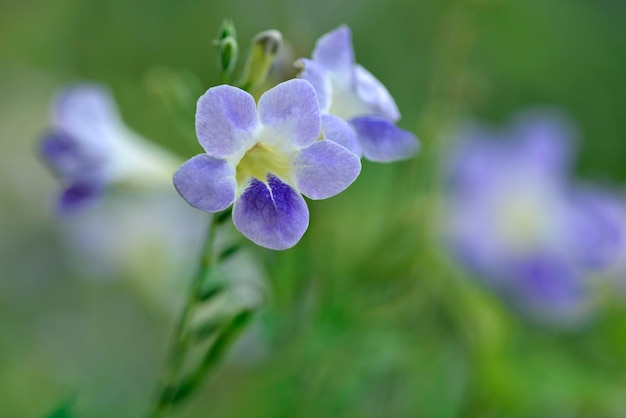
[
  {"xmin": 442, "ymin": 110, "xmax": 624, "ymax": 321},
  {"xmin": 173, "ymin": 79, "xmax": 361, "ymax": 250},
  {"xmin": 40, "ymin": 84, "xmax": 180, "ymax": 214},
  {"xmin": 298, "ymin": 25, "xmax": 419, "ymax": 162},
  {"xmin": 568, "ymin": 187, "xmax": 626, "ymax": 271}
]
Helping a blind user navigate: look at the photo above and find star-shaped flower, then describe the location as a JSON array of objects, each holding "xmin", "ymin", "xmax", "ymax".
[
  {"xmin": 441, "ymin": 111, "xmax": 624, "ymax": 321},
  {"xmin": 298, "ymin": 25, "xmax": 419, "ymax": 162},
  {"xmin": 173, "ymin": 79, "xmax": 361, "ymax": 250},
  {"xmin": 39, "ymin": 84, "xmax": 179, "ymax": 213}
]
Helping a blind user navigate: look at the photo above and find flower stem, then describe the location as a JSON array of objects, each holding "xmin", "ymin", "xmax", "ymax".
[{"xmin": 149, "ymin": 211, "xmax": 247, "ymax": 418}]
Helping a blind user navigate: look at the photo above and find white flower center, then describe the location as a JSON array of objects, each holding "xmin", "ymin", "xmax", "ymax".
[
  {"xmin": 328, "ymin": 81, "xmax": 372, "ymax": 120},
  {"xmin": 492, "ymin": 185, "xmax": 559, "ymax": 252}
]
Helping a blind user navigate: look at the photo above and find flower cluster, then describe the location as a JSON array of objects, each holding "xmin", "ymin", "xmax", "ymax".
[
  {"xmin": 40, "ymin": 26, "xmax": 420, "ymax": 250},
  {"xmin": 40, "ymin": 84, "xmax": 179, "ymax": 213},
  {"xmin": 174, "ymin": 26, "xmax": 420, "ymax": 249},
  {"xmin": 442, "ymin": 110, "xmax": 625, "ymax": 322}
]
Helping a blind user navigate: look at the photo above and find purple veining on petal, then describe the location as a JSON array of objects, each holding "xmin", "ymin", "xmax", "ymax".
[
  {"xmin": 350, "ymin": 116, "xmax": 419, "ymax": 162},
  {"xmin": 311, "ymin": 25, "xmax": 355, "ymax": 80},
  {"xmin": 232, "ymin": 175, "xmax": 309, "ymax": 250},
  {"xmin": 257, "ymin": 79, "xmax": 321, "ymax": 149},
  {"xmin": 293, "ymin": 140, "xmax": 361, "ymax": 200},
  {"xmin": 196, "ymin": 85, "xmax": 259, "ymax": 158},
  {"xmin": 298, "ymin": 59, "xmax": 332, "ymax": 114},
  {"xmin": 354, "ymin": 65, "xmax": 400, "ymax": 121},
  {"xmin": 322, "ymin": 114, "xmax": 361, "ymax": 156},
  {"xmin": 173, "ymin": 154, "xmax": 236, "ymax": 212}
]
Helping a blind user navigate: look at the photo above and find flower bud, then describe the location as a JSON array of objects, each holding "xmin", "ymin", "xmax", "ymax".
[
  {"xmin": 238, "ymin": 29, "xmax": 282, "ymax": 92},
  {"xmin": 215, "ymin": 19, "xmax": 238, "ymax": 76}
]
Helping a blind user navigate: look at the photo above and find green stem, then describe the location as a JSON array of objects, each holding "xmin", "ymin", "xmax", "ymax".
[{"xmin": 150, "ymin": 214, "xmax": 220, "ymax": 418}]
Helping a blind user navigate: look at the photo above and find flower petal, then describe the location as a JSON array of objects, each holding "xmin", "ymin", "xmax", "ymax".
[
  {"xmin": 322, "ymin": 114, "xmax": 361, "ymax": 156},
  {"xmin": 511, "ymin": 110, "xmax": 576, "ymax": 176},
  {"xmin": 298, "ymin": 59, "xmax": 332, "ymax": 113},
  {"xmin": 196, "ymin": 85, "xmax": 259, "ymax": 158},
  {"xmin": 53, "ymin": 84, "xmax": 122, "ymax": 144},
  {"xmin": 510, "ymin": 256, "xmax": 587, "ymax": 317},
  {"xmin": 40, "ymin": 131, "xmax": 106, "ymax": 179},
  {"xmin": 293, "ymin": 140, "xmax": 361, "ymax": 200},
  {"xmin": 354, "ymin": 65, "xmax": 400, "ymax": 121},
  {"xmin": 173, "ymin": 154, "xmax": 236, "ymax": 212},
  {"xmin": 258, "ymin": 79, "xmax": 321, "ymax": 149},
  {"xmin": 312, "ymin": 25, "xmax": 355, "ymax": 81},
  {"xmin": 567, "ymin": 188, "xmax": 625, "ymax": 270},
  {"xmin": 351, "ymin": 117, "xmax": 420, "ymax": 162},
  {"xmin": 232, "ymin": 175, "xmax": 309, "ymax": 250},
  {"xmin": 57, "ymin": 181, "xmax": 104, "ymax": 214}
]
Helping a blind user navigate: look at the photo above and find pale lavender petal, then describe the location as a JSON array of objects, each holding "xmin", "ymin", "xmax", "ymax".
[
  {"xmin": 293, "ymin": 140, "xmax": 361, "ymax": 200},
  {"xmin": 444, "ymin": 125, "xmax": 503, "ymax": 192},
  {"xmin": 232, "ymin": 175, "xmax": 308, "ymax": 250},
  {"xmin": 196, "ymin": 85, "xmax": 259, "ymax": 158},
  {"xmin": 322, "ymin": 114, "xmax": 361, "ymax": 156},
  {"xmin": 351, "ymin": 117, "xmax": 420, "ymax": 162},
  {"xmin": 354, "ymin": 65, "xmax": 400, "ymax": 121},
  {"xmin": 57, "ymin": 181, "xmax": 104, "ymax": 214},
  {"xmin": 53, "ymin": 84, "xmax": 121, "ymax": 143},
  {"xmin": 173, "ymin": 154, "xmax": 236, "ymax": 212},
  {"xmin": 258, "ymin": 79, "xmax": 321, "ymax": 149},
  {"xmin": 312, "ymin": 25, "xmax": 354, "ymax": 79},
  {"xmin": 567, "ymin": 189, "xmax": 625, "ymax": 270},
  {"xmin": 298, "ymin": 59, "xmax": 331, "ymax": 112},
  {"xmin": 511, "ymin": 110, "xmax": 577, "ymax": 175}
]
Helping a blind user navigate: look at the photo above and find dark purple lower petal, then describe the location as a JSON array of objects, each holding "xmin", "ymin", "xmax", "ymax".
[
  {"xmin": 57, "ymin": 181, "xmax": 104, "ymax": 214},
  {"xmin": 350, "ymin": 117, "xmax": 419, "ymax": 162},
  {"xmin": 40, "ymin": 130, "xmax": 105, "ymax": 179},
  {"xmin": 232, "ymin": 175, "xmax": 308, "ymax": 250},
  {"xmin": 505, "ymin": 256, "xmax": 588, "ymax": 320},
  {"xmin": 173, "ymin": 154, "xmax": 236, "ymax": 212}
]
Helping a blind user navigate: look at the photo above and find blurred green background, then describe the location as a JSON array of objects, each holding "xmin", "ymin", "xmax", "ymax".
[{"xmin": 2, "ymin": 0, "xmax": 626, "ymax": 417}]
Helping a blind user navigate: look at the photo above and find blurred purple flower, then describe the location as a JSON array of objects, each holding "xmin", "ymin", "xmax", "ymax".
[
  {"xmin": 39, "ymin": 84, "xmax": 180, "ymax": 214},
  {"xmin": 442, "ymin": 110, "xmax": 624, "ymax": 321},
  {"xmin": 298, "ymin": 25, "xmax": 419, "ymax": 162},
  {"xmin": 173, "ymin": 79, "xmax": 361, "ymax": 250},
  {"xmin": 568, "ymin": 187, "xmax": 626, "ymax": 270}
]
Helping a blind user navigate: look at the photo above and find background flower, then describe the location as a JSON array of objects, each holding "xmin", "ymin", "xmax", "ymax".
[
  {"xmin": 39, "ymin": 84, "xmax": 181, "ymax": 213},
  {"xmin": 299, "ymin": 25, "xmax": 420, "ymax": 162},
  {"xmin": 441, "ymin": 110, "xmax": 624, "ymax": 322}
]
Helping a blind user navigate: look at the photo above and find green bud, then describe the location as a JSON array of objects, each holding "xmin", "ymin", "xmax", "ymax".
[
  {"xmin": 218, "ymin": 37, "xmax": 238, "ymax": 74},
  {"xmin": 214, "ymin": 19, "xmax": 238, "ymax": 79},
  {"xmin": 238, "ymin": 29, "xmax": 282, "ymax": 92}
]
